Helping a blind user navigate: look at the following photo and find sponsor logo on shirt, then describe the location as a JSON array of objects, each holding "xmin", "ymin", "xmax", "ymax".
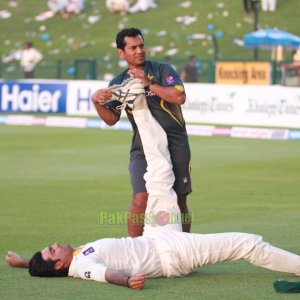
[
  {"xmin": 145, "ymin": 90, "xmax": 156, "ymax": 97},
  {"xmin": 166, "ymin": 76, "xmax": 175, "ymax": 84},
  {"xmin": 83, "ymin": 247, "xmax": 95, "ymax": 256}
]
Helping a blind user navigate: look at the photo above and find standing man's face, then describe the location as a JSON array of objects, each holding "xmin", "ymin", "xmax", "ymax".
[{"xmin": 118, "ymin": 35, "xmax": 146, "ymax": 69}]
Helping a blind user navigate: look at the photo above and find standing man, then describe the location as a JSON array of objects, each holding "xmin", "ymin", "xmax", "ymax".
[
  {"xmin": 20, "ymin": 42, "xmax": 43, "ymax": 79},
  {"xmin": 180, "ymin": 55, "xmax": 198, "ymax": 83},
  {"xmin": 91, "ymin": 28, "xmax": 192, "ymax": 237}
]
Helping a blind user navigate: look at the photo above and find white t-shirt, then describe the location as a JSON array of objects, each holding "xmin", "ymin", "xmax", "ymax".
[
  {"xmin": 20, "ymin": 48, "xmax": 43, "ymax": 71},
  {"xmin": 68, "ymin": 235, "xmax": 163, "ymax": 282}
]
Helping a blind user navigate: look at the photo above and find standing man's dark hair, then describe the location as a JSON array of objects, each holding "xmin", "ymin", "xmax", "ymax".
[
  {"xmin": 29, "ymin": 252, "xmax": 68, "ymax": 277},
  {"xmin": 116, "ymin": 28, "xmax": 144, "ymax": 50}
]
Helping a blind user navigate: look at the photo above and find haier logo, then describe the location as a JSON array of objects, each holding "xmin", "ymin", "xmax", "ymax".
[{"xmin": 0, "ymin": 82, "xmax": 67, "ymax": 113}]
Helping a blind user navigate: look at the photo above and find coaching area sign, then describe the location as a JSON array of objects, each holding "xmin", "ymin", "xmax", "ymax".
[{"xmin": 215, "ymin": 61, "xmax": 271, "ymax": 85}]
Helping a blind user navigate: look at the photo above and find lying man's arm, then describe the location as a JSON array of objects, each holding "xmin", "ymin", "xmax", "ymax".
[
  {"xmin": 6, "ymin": 251, "xmax": 147, "ymax": 289},
  {"xmin": 105, "ymin": 268, "xmax": 147, "ymax": 290},
  {"xmin": 6, "ymin": 251, "xmax": 29, "ymax": 268}
]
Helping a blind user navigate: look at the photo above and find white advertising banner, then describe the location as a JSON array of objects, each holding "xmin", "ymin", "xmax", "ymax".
[
  {"xmin": 67, "ymin": 80, "xmax": 108, "ymax": 116},
  {"xmin": 65, "ymin": 80, "xmax": 300, "ymax": 129},
  {"xmin": 183, "ymin": 83, "xmax": 300, "ymax": 129},
  {"xmin": 2, "ymin": 79, "xmax": 299, "ymax": 130}
]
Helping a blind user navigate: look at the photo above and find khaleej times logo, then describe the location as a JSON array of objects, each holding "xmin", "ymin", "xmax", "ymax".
[{"xmin": 99, "ymin": 211, "xmax": 194, "ymax": 226}]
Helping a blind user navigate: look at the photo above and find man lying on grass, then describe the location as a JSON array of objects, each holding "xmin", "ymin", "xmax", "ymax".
[{"xmin": 5, "ymin": 229, "xmax": 300, "ymax": 290}]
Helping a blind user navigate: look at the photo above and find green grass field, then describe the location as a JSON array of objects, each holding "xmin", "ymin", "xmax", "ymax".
[{"xmin": 1, "ymin": 125, "xmax": 300, "ymax": 299}]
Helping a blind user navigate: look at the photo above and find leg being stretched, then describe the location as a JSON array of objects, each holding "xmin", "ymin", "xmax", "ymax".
[{"xmin": 131, "ymin": 93, "xmax": 182, "ymax": 233}]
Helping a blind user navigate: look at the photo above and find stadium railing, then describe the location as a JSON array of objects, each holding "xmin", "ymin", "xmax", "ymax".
[{"xmin": 0, "ymin": 58, "xmax": 297, "ymax": 86}]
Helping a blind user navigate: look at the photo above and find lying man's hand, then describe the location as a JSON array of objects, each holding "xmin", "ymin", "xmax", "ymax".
[
  {"xmin": 6, "ymin": 251, "xmax": 29, "ymax": 268},
  {"xmin": 128, "ymin": 273, "xmax": 147, "ymax": 290}
]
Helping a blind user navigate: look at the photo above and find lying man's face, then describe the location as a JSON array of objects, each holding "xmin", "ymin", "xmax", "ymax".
[{"xmin": 41, "ymin": 243, "xmax": 73, "ymax": 270}]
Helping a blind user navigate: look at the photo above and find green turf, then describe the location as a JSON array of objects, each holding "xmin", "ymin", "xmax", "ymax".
[{"xmin": 0, "ymin": 125, "xmax": 300, "ymax": 299}]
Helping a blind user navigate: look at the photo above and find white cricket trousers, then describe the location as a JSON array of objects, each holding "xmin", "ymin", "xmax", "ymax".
[
  {"xmin": 131, "ymin": 93, "xmax": 182, "ymax": 232},
  {"xmin": 146, "ymin": 229, "xmax": 300, "ymax": 277}
]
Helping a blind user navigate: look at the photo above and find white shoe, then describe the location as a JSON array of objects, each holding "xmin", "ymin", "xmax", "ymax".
[{"xmin": 108, "ymin": 77, "xmax": 145, "ymax": 109}]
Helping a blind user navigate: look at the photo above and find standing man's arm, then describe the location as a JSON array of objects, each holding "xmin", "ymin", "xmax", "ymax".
[
  {"xmin": 105, "ymin": 268, "xmax": 147, "ymax": 290},
  {"xmin": 34, "ymin": 49, "xmax": 43, "ymax": 64},
  {"xmin": 91, "ymin": 88, "xmax": 120, "ymax": 126},
  {"xmin": 147, "ymin": 84, "xmax": 185, "ymax": 105},
  {"xmin": 128, "ymin": 69, "xmax": 186, "ymax": 105}
]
